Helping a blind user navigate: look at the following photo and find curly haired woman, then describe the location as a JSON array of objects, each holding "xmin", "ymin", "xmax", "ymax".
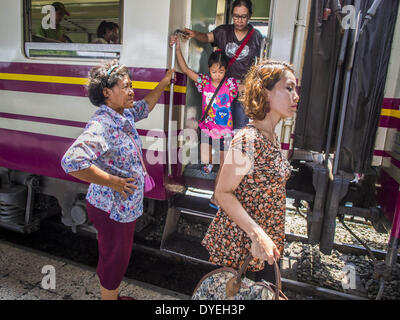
[{"xmin": 201, "ymin": 60, "xmax": 299, "ymax": 282}]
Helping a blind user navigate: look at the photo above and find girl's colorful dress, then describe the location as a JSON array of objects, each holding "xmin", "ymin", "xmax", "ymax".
[{"xmin": 195, "ymin": 74, "xmax": 238, "ymax": 139}]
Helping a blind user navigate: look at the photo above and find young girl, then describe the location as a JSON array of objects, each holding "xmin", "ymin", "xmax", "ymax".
[{"xmin": 170, "ymin": 35, "xmax": 239, "ymax": 209}]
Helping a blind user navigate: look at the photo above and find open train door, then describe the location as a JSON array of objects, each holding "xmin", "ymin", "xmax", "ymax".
[
  {"xmin": 293, "ymin": 0, "xmax": 399, "ymax": 254},
  {"xmin": 161, "ymin": 0, "xmax": 302, "ymax": 262}
]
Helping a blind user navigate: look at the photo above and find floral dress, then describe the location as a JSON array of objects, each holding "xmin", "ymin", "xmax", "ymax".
[{"xmin": 201, "ymin": 124, "xmax": 292, "ymax": 271}]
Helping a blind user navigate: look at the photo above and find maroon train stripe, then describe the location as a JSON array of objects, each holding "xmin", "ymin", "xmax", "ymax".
[
  {"xmin": 377, "ymin": 169, "xmax": 398, "ymax": 228},
  {"xmin": 392, "ymin": 156, "xmax": 400, "ymax": 169},
  {"xmin": 379, "ymin": 115, "xmax": 400, "ymax": 129},
  {"xmin": 382, "ymin": 98, "xmax": 400, "ymax": 110},
  {"xmin": 0, "ymin": 79, "xmax": 186, "ymax": 105},
  {"xmin": 0, "ymin": 128, "xmax": 168, "ymax": 200},
  {"xmin": 0, "ymin": 112, "xmax": 86, "ymax": 128},
  {"xmin": 373, "ymin": 150, "xmax": 388, "ymax": 157},
  {"xmin": 0, "ymin": 113, "xmax": 177, "ymax": 138},
  {"xmin": 281, "ymin": 143, "xmax": 290, "ymax": 150},
  {"xmin": 374, "ymin": 149, "xmax": 400, "ymax": 169}
]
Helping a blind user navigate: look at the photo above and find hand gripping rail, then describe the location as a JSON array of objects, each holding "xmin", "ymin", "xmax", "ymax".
[{"xmin": 167, "ymin": 30, "xmax": 188, "ymax": 176}]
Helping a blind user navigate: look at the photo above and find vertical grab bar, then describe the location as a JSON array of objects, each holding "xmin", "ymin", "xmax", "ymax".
[
  {"xmin": 167, "ymin": 30, "xmax": 187, "ymax": 176},
  {"xmin": 167, "ymin": 39, "xmax": 176, "ymax": 177}
]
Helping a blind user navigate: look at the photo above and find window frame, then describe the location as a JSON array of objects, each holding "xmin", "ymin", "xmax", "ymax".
[{"xmin": 23, "ymin": 0, "xmax": 123, "ymax": 60}]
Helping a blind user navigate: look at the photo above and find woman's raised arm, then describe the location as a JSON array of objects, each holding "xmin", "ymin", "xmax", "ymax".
[{"xmin": 143, "ymin": 69, "xmax": 175, "ymax": 113}]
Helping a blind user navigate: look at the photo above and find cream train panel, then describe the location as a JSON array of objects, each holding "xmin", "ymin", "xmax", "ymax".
[
  {"xmin": 1, "ymin": 91, "xmax": 96, "ymax": 122},
  {"xmin": 0, "ymin": 1, "xmax": 24, "ymax": 62},
  {"xmin": 383, "ymin": 6, "xmax": 400, "ymax": 99},
  {"xmin": 121, "ymin": 0, "xmax": 171, "ymax": 69},
  {"xmin": 372, "ymin": 127, "xmax": 389, "ymax": 166},
  {"xmin": 0, "ymin": 90, "xmax": 167, "ymax": 132},
  {"xmin": 268, "ymin": 0, "xmax": 299, "ymax": 63}
]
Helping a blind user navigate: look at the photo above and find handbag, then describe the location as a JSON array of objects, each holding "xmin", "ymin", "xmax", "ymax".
[
  {"xmin": 128, "ymin": 133, "xmax": 155, "ymax": 193},
  {"xmin": 191, "ymin": 253, "xmax": 288, "ymax": 300}
]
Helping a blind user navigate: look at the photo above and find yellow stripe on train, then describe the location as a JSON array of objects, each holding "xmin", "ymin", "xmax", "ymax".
[
  {"xmin": 0, "ymin": 73, "xmax": 186, "ymax": 94},
  {"xmin": 381, "ymin": 108, "xmax": 400, "ymax": 119}
]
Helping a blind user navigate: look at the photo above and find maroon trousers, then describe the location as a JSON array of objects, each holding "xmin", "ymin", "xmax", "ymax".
[{"xmin": 86, "ymin": 201, "xmax": 136, "ymax": 291}]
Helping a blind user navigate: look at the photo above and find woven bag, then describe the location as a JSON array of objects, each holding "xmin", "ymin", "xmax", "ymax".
[{"xmin": 192, "ymin": 254, "xmax": 288, "ymax": 300}]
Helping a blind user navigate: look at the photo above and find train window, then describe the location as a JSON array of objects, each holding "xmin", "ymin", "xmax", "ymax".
[
  {"xmin": 23, "ymin": 0, "xmax": 122, "ymax": 59},
  {"xmin": 185, "ymin": 0, "xmax": 223, "ymax": 122},
  {"xmin": 248, "ymin": 0, "xmax": 271, "ymax": 36}
]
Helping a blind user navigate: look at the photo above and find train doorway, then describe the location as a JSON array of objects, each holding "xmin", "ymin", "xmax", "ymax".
[{"xmin": 162, "ymin": 0, "xmax": 303, "ymax": 262}]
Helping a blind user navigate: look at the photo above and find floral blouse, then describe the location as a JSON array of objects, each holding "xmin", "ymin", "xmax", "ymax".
[
  {"xmin": 61, "ymin": 100, "xmax": 149, "ymax": 223},
  {"xmin": 195, "ymin": 74, "xmax": 238, "ymax": 139},
  {"xmin": 202, "ymin": 125, "xmax": 292, "ymax": 271}
]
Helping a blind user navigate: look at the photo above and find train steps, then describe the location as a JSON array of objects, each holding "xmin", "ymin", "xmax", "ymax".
[
  {"xmin": 181, "ymin": 163, "xmax": 218, "ymax": 191},
  {"xmin": 160, "ymin": 159, "xmax": 320, "ymax": 263},
  {"xmin": 160, "ymin": 186, "xmax": 217, "ymax": 265}
]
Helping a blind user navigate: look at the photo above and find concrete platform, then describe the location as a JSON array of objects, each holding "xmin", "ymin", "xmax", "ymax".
[{"xmin": 0, "ymin": 240, "xmax": 189, "ymax": 300}]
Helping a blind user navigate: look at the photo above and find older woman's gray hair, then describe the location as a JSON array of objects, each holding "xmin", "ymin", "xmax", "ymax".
[{"xmin": 87, "ymin": 59, "xmax": 130, "ymax": 107}]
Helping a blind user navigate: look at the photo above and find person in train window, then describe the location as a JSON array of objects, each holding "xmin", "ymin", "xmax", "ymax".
[
  {"xmin": 183, "ymin": 0, "xmax": 263, "ymax": 131},
  {"xmin": 201, "ymin": 61, "xmax": 299, "ymax": 283},
  {"xmin": 94, "ymin": 21, "xmax": 120, "ymax": 44},
  {"xmin": 61, "ymin": 60, "xmax": 174, "ymax": 300},
  {"xmin": 170, "ymin": 35, "xmax": 239, "ymax": 210},
  {"xmin": 36, "ymin": 2, "xmax": 70, "ymax": 43}
]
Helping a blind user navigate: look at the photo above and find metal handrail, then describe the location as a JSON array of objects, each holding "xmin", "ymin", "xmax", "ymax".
[{"xmin": 167, "ymin": 29, "xmax": 187, "ymax": 176}]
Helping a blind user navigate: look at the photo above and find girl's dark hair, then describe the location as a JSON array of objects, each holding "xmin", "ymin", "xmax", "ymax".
[
  {"xmin": 208, "ymin": 51, "xmax": 229, "ymax": 69},
  {"xmin": 97, "ymin": 21, "xmax": 119, "ymax": 38},
  {"xmin": 231, "ymin": 0, "xmax": 253, "ymax": 16},
  {"xmin": 87, "ymin": 59, "xmax": 130, "ymax": 107}
]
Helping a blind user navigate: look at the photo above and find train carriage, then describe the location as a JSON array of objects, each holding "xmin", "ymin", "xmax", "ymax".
[{"xmin": 0, "ymin": 0, "xmax": 399, "ymax": 286}]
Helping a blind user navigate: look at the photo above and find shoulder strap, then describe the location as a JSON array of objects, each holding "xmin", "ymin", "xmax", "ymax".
[
  {"xmin": 200, "ymin": 76, "xmax": 227, "ymax": 123},
  {"xmin": 227, "ymin": 27, "xmax": 255, "ymax": 69},
  {"xmin": 127, "ymin": 133, "xmax": 148, "ymax": 174}
]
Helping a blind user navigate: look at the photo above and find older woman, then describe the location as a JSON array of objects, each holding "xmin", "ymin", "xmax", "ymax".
[
  {"xmin": 201, "ymin": 61, "xmax": 299, "ymax": 282},
  {"xmin": 61, "ymin": 60, "xmax": 173, "ymax": 300}
]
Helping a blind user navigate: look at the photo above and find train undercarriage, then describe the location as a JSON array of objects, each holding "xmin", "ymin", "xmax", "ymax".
[{"xmin": 0, "ymin": 147, "xmax": 398, "ymax": 297}]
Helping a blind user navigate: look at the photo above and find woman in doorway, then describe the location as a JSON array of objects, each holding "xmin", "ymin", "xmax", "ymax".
[{"xmin": 184, "ymin": 0, "xmax": 263, "ymax": 130}]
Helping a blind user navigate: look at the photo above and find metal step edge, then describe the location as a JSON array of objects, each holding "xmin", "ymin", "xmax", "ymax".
[
  {"xmin": 176, "ymin": 207, "xmax": 215, "ymax": 220},
  {"xmin": 160, "ymin": 247, "xmax": 216, "ymax": 268}
]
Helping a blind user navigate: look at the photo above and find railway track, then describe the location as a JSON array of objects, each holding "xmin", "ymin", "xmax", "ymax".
[
  {"xmin": 0, "ymin": 217, "xmax": 386, "ymax": 300},
  {"xmin": 285, "ymin": 232, "xmax": 399, "ymax": 262},
  {"xmin": 0, "ymin": 195, "xmax": 398, "ymax": 300}
]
